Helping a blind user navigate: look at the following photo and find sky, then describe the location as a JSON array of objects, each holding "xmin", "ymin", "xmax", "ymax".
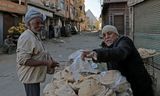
[{"xmin": 85, "ymin": 0, "xmax": 101, "ymax": 19}]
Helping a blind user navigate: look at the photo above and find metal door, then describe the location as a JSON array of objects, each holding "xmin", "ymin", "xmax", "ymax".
[
  {"xmin": 113, "ymin": 15, "xmax": 124, "ymax": 35},
  {"xmin": 134, "ymin": 0, "xmax": 160, "ymax": 63}
]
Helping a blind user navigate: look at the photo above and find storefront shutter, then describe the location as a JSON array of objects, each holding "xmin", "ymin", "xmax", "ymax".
[{"xmin": 134, "ymin": 0, "xmax": 160, "ymax": 63}]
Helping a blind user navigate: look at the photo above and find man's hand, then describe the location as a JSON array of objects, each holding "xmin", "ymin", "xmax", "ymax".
[
  {"xmin": 46, "ymin": 58, "xmax": 59, "ymax": 68},
  {"xmin": 46, "ymin": 58, "xmax": 59, "ymax": 74},
  {"xmin": 50, "ymin": 59, "xmax": 59, "ymax": 68},
  {"xmin": 81, "ymin": 50, "xmax": 97, "ymax": 61}
]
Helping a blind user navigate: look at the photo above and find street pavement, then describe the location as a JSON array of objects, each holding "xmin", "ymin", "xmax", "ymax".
[
  {"xmin": 0, "ymin": 32, "xmax": 101, "ymax": 96},
  {"xmin": 0, "ymin": 31, "xmax": 160, "ymax": 96}
]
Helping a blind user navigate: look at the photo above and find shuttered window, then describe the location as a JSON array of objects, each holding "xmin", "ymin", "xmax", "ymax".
[{"xmin": 134, "ymin": 0, "xmax": 160, "ymax": 63}]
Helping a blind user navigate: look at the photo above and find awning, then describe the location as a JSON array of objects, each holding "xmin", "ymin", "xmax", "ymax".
[{"xmin": 128, "ymin": 0, "xmax": 144, "ymax": 6}]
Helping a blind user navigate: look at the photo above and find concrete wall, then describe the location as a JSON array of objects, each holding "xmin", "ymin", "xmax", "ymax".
[{"xmin": 102, "ymin": 2, "xmax": 129, "ymax": 35}]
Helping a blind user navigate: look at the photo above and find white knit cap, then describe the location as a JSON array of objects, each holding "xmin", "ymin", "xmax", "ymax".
[{"xmin": 102, "ymin": 25, "xmax": 119, "ymax": 35}]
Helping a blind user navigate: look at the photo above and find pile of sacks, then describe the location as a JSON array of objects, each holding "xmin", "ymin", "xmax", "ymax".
[
  {"xmin": 43, "ymin": 50, "xmax": 133, "ymax": 96},
  {"xmin": 138, "ymin": 48, "xmax": 156, "ymax": 58}
]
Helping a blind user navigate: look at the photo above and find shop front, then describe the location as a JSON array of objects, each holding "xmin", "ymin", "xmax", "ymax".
[{"xmin": 0, "ymin": 1, "xmax": 26, "ymax": 45}]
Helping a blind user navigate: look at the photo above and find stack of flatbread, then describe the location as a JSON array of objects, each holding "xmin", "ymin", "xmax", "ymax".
[
  {"xmin": 43, "ymin": 67, "xmax": 133, "ymax": 96},
  {"xmin": 43, "ymin": 50, "xmax": 133, "ymax": 96},
  {"xmin": 138, "ymin": 48, "xmax": 156, "ymax": 58}
]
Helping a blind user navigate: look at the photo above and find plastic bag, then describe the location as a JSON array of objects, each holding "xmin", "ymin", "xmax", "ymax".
[
  {"xmin": 99, "ymin": 70, "xmax": 133, "ymax": 95},
  {"xmin": 69, "ymin": 49, "xmax": 98, "ymax": 81}
]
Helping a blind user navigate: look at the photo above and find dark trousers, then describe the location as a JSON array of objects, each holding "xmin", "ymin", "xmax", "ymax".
[
  {"xmin": 131, "ymin": 81, "xmax": 154, "ymax": 96},
  {"xmin": 24, "ymin": 83, "xmax": 40, "ymax": 96}
]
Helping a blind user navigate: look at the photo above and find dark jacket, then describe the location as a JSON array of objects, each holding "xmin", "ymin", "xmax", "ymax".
[{"xmin": 93, "ymin": 36, "xmax": 154, "ymax": 96}]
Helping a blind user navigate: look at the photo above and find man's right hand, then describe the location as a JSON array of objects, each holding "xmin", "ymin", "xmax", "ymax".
[
  {"xmin": 81, "ymin": 50, "xmax": 97, "ymax": 61},
  {"xmin": 46, "ymin": 59, "xmax": 59, "ymax": 68}
]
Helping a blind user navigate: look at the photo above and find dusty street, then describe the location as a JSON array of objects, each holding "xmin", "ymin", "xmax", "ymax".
[{"xmin": 0, "ymin": 32, "xmax": 101, "ymax": 96}]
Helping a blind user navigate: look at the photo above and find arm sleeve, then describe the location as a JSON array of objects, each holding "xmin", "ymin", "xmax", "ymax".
[
  {"xmin": 93, "ymin": 38, "xmax": 133, "ymax": 62},
  {"xmin": 16, "ymin": 35, "xmax": 35, "ymax": 65}
]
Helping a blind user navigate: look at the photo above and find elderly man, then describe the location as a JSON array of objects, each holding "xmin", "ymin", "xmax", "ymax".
[
  {"xmin": 16, "ymin": 8, "xmax": 59, "ymax": 96},
  {"xmin": 82, "ymin": 25, "xmax": 154, "ymax": 96}
]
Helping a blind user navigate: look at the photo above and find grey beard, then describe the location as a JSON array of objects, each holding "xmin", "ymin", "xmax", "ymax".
[
  {"xmin": 106, "ymin": 42, "xmax": 113, "ymax": 46},
  {"xmin": 30, "ymin": 29, "xmax": 40, "ymax": 34}
]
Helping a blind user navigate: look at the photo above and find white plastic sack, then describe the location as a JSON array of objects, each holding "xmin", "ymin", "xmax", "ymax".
[
  {"xmin": 99, "ymin": 70, "xmax": 133, "ymax": 95},
  {"xmin": 68, "ymin": 49, "xmax": 98, "ymax": 81}
]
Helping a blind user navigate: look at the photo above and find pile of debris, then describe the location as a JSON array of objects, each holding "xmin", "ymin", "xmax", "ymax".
[{"xmin": 43, "ymin": 50, "xmax": 133, "ymax": 96}]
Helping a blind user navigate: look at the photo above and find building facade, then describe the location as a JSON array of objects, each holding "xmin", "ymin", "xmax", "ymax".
[
  {"xmin": 86, "ymin": 9, "xmax": 98, "ymax": 31},
  {"xmin": 0, "ymin": 0, "xmax": 26, "ymax": 45},
  {"xmin": 128, "ymin": 0, "xmax": 160, "ymax": 64},
  {"xmin": 101, "ymin": 0, "xmax": 129, "ymax": 35},
  {"xmin": 128, "ymin": 0, "xmax": 160, "ymax": 52},
  {"xmin": 27, "ymin": 0, "xmax": 86, "ymax": 36},
  {"xmin": 0, "ymin": 0, "xmax": 86, "ymax": 45}
]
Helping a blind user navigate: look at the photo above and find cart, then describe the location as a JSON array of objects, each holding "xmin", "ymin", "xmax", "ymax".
[{"xmin": 142, "ymin": 52, "xmax": 160, "ymax": 88}]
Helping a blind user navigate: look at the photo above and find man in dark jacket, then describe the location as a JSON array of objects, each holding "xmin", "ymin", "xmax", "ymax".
[{"xmin": 82, "ymin": 25, "xmax": 154, "ymax": 96}]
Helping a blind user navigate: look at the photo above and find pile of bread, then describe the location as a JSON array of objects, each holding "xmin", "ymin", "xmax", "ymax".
[
  {"xmin": 43, "ymin": 65, "xmax": 133, "ymax": 96},
  {"xmin": 43, "ymin": 50, "xmax": 133, "ymax": 96},
  {"xmin": 138, "ymin": 48, "xmax": 156, "ymax": 58}
]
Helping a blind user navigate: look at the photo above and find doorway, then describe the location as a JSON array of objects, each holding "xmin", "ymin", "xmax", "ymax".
[{"xmin": 113, "ymin": 15, "xmax": 124, "ymax": 35}]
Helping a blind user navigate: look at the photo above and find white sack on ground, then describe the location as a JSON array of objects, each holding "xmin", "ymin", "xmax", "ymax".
[{"xmin": 98, "ymin": 70, "xmax": 133, "ymax": 96}]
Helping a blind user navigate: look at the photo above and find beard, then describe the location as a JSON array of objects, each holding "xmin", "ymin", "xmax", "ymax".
[
  {"xmin": 30, "ymin": 27, "xmax": 41, "ymax": 34},
  {"xmin": 104, "ymin": 40, "xmax": 114, "ymax": 46},
  {"xmin": 31, "ymin": 28, "xmax": 39, "ymax": 33},
  {"xmin": 106, "ymin": 42, "xmax": 113, "ymax": 46}
]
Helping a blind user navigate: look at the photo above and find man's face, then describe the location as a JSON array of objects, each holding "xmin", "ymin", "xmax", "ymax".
[
  {"xmin": 103, "ymin": 32, "xmax": 118, "ymax": 46},
  {"xmin": 29, "ymin": 17, "xmax": 43, "ymax": 33}
]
